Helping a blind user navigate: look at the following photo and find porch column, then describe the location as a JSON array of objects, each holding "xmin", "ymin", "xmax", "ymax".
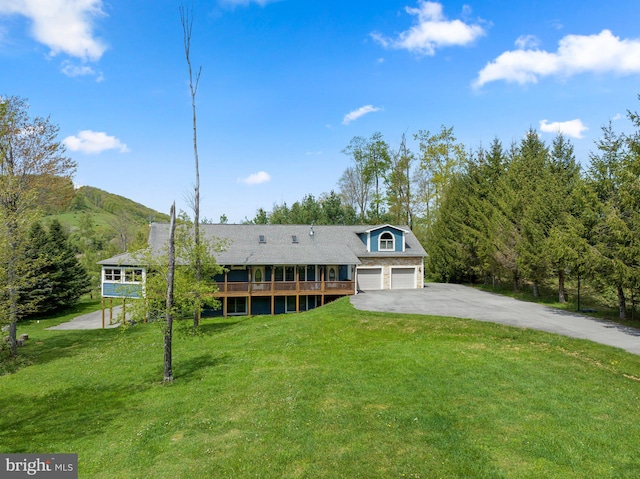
[
  {"xmin": 271, "ymin": 266, "xmax": 275, "ymax": 315},
  {"xmin": 321, "ymin": 267, "xmax": 325, "ymax": 306},
  {"xmin": 296, "ymin": 266, "xmax": 300, "ymax": 312}
]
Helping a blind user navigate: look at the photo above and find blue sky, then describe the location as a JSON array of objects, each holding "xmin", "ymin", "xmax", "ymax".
[{"xmin": 2, "ymin": 0, "xmax": 640, "ymax": 222}]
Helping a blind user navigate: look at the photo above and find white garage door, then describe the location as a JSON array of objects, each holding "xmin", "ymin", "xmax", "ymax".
[
  {"xmin": 391, "ymin": 268, "xmax": 415, "ymax": 289},
  {"xmin": 357, "ymin": 268, "xmax": 382, "ymax": 291}
]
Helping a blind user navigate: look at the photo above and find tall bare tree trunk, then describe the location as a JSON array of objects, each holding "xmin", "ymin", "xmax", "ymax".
[
  {"xmin": 181, "ymin": 4, "xmax": 202, "ymax": 328},
  {"xmin": 6, "ymin": 199, "xmax": 19, "ymax": 356},
  {"xmin": 164, "ymin": 203, "xmax": 177, "ymax": 383}
]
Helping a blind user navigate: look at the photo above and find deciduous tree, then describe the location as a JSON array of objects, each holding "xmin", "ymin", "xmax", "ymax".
[{"xmin": 0, "ymin": 96, "xmax": 76, "ymax": 356}]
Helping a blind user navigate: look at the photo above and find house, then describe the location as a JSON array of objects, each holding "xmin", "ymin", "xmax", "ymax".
[{"xmin": 98, "ymin": 223, "xmax": 426, "ymax": 317}]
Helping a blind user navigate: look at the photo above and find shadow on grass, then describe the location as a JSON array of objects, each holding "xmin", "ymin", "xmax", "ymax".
[
  {"xmin": 0, "ymin": 382, "xmax": 148, "ymax": 453},
  {"xmin": 1, "ymin": 329, "xmax": 117, "ymax": 377},
  {"xmin": 173, "ymin": 353, "xmax": 229, "ymax": 383},
  {"xmin": 198, "ymin": 317, "xmax": 247, "ymax": 335}
]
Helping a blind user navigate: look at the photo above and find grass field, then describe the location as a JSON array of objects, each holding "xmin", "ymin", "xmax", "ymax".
[{"xmin": 2, "ymin": 298, "xmax": 640, "ymax": 478}]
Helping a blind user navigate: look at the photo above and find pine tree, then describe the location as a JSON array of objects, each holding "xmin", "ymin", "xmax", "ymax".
[
  {"xmin": 586, "ymin": 123, "xmax": 634, "ymax": 319},
  {"xmin": 45, "ymin": 220, "xmax": 91, "ymax": 312}
]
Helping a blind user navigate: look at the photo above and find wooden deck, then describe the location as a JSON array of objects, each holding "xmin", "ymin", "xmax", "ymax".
[
  {"xmin": 214, "ymin": 280, "xmax": 356, "ymax": 316},
  {"xmin": 216, "ymin": 280, "xmax": 355, "ymax": 297}
]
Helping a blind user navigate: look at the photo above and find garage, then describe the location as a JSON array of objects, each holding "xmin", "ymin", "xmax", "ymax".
[
  {"xmin": 391, "ymin": 267, "xmax": 416, "ymax": 289},
  {"xmin": 357, "ymin": 268, "xmax": 382, "ymax": 291}
]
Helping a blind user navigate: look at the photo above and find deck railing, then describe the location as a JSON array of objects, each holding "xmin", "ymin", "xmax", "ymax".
[{"xmin": 216, "ymin": 280, "xmax": 355, "ymax": 295}]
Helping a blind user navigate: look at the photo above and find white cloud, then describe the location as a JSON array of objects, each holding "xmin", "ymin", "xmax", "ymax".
[
  {"xmin": 475, "ymin": 29, "xmax": 640, "ymax": 88},
  {"xmin": 239, "ymin": 171, "xmax": 271, "ymax": 185},
  {"xmin": 372, "ymin": 1, "xmax": 486, "ymax": 56},
  {"xmin": 539, "ymin": 119, "xmax": 588, "ymax": 139},
  {"xmin": 61, "ymin": 60, "xmax": 103, "ymax": 81},
  {"xmin": 612, "ymin": 113, "xmax": 623, "ymax": 121},
  {"xmin": 342, "ymin": 105, "xmax": 382, "ymax": 125},
  {"xmin": 63, "ymin": 130, "xmax": 129, "ymax": 154},
  {"xmin": 515, "ymin": 34, "xmax": 540, "ymax": 50},
  {"xmin": 0, "ymin": 0, "xmax": 107, "ymax": 61}
]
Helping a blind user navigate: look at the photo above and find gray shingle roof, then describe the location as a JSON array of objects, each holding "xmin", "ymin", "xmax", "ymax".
[{"xmin": 99, "ymin": 223, "xmax": 426, "ymax": 266}]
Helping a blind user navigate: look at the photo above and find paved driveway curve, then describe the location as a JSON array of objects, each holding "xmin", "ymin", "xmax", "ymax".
[
  {"xmin": 47, "ymin": 306, "xmax": 124, "ymax": 330},
  {"xmin": 350, "ymin": 283, "xmax": 640, "ymax": 355}
]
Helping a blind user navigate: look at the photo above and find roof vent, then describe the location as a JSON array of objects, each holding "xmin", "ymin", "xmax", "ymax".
[
  {"xmin": 309, "ymin": 225, "xmax": 314, "ymax": 236},
  {"xmin": 259, "ymin": 235, "xmax": 266, "ymax": 244}
]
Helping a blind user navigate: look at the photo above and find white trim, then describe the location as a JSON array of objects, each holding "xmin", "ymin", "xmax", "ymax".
[
  {"xmin": 362, "ymin": 224, "xmax": 410, "ymax": 234},
  {"xmin": 102, "ymin": 266, "xmax": 146, "ymax": 285},
  {"xmin": 285, "ymin": 295, "xmax": 298, "ymax": 313},
  {"xmin": 253, "ymin": 266, "xmax": 265, "ymax": 282},
  {"xmin": 378, "ymin": 232, "xmax": 395, "ymax": 251}
]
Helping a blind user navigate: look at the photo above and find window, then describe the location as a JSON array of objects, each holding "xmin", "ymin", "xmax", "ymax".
[
  {"xmin": 105, "ymin": 267, "xmax": 144, "ymax": 284},
  {"xmin": 286, "ymin": 296, "xmax": 296, "ymax": 313},
  {"xmin": 104, "ymin": 268, "xmax": 121, "ymax": 282},
  {"xmin": 124, "ymin": 268, "xmax": 143, "ymax": 283},
  {"xmin": 285, "ymin": 266, "xmax": 295, "ymax": 282},
  {"xmin": 292, "ymin": 235, "xmax": 298, "ymax": 243},
  {"xmin": 259, "ymin": 235, "xmax": 266, "ymax": 244},
  {"xmin": 275, "ymin": 266, "xmax": 284, "ymax": 281},
  {"xmin": 254, "ymin": 268, "xmax": 263, "ymax": 282},
  {"xmin": 228, "ymin": 297, "xmax": 247, "ymax": 315},
  {"xmin": 328, "ymin": 267, "xmax": 336, "ymax": 281},
  {"xmin": 379, "ymin": 232, "xmax": 394, "ymax": 251}
]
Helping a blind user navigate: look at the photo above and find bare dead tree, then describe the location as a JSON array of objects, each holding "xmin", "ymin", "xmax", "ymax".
[
  {"xmin": 180, "ymin": 4, "xmax": 203, "ymax": 328},
  {"xmin": 164, "ymin": 202, "xmax": 177, "ymax": 383}
]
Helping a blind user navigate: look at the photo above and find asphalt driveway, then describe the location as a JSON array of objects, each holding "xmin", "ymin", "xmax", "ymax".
[
  {"xmin": 47, "ymin": 306, "xmax": 125, "ymax": 330},
  {"xmin": 350, "ymin": 283, "xmax": 640, "ymax": 355}
]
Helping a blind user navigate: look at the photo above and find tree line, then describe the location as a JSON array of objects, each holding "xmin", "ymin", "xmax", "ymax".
[{"xmin": 250, "ymin": 100, "xmax": 640, "ymax": 320}]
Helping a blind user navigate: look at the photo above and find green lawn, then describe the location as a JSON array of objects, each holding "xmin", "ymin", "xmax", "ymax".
[{"xmin": 2, "ymin": 298, "xmax": 640, "ymax": 478}]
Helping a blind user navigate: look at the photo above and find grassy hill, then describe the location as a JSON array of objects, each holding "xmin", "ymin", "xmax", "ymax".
[
  {"xmin": 2, "ymin": 298, "xmax": 640, "ymax": 478},
  {"xmin": 49, "ymin": 185, "xmax": 170, "ymax": 230}
]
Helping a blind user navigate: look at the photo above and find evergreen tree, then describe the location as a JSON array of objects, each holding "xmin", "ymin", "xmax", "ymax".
[
  {"xmin": 545, "ymin": 134, "xmax": 584, "ymax": 302},
  {"xmin": 586, "ymin": 122, "xmax": 635, "ymax": 319},
  {"xmin": 45, "ymin": 220, "xmax": 91, "ymax": 312},
  {"xmin": 16, "ymin": 222, "xmax": 52, "ymax": 317}
]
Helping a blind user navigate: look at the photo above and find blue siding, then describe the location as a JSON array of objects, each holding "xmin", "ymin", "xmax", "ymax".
[
  {"xmin": 102, "ymin": 282, "xmax": 143, "ymax": 299},
  {"xmin": 369, "ymin": 227, "xmax": 404, "ymax": 252}
]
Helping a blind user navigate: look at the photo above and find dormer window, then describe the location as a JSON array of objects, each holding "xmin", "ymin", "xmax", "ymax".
[{"xmin": 379, "ymin": 232, "xmax": 394, "ymax": 251}]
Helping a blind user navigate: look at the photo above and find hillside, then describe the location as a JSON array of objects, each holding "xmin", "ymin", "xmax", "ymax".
[
  {"xmin": 47, "ymin": 185, "xmax": 170, "ymax": 230},
  {"xmin": 41, "ymin": 186, "xmax": 171, "ymax": 291}
]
